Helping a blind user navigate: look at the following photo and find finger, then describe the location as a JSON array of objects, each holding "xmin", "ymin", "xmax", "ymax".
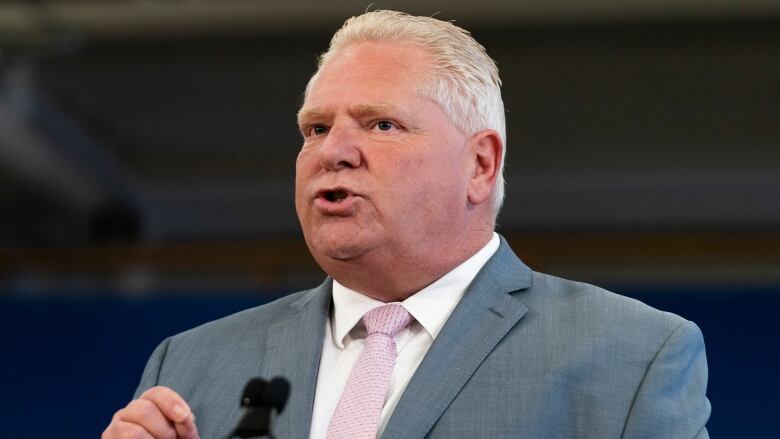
[
  {"xmin": 174, "ymin": 412, "xmax": 200, "ymax": 439},
  {"xmin": 103, "ymin": 413, "xmax": 154, "ymax": 439},
  {"xmin": 140, "ymin": 386, "xmax": 193, "ymax": 424},
  {"xmin": 117, "ymin": 398, "xmax": 178, "ymax": 439}
]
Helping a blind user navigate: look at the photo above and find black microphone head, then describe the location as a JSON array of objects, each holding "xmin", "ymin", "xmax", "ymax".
[
  {"xmin": 241, "ymin": 378, "xmax": 267, "ymax": 407},
  {"xmin": 263, "ymin": 377, "xmax": 291, "ymax": 414}
]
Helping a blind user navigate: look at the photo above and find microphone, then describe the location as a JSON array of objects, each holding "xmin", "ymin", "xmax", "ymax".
[
  {"xmin": 263, "ymin": 377, "xmax": 291, "ymax": 414},
  {"xmin": 241, "ymin": 378, "xmax": 267, "ymax": 408},
  {"xmin": 230, "ymin": 377, "xmax": 290, "ymax": 439}
]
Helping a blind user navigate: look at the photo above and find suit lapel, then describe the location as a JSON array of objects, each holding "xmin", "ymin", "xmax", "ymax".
[
  {"xmin": 262, "ymin": 279, "xmax": 332, "ymax": 439},
  {"xmin": 382, "ymin": 237, "xmax": 533, "ymax": 439}
]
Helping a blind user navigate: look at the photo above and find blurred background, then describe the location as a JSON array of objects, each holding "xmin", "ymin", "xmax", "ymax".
[{"xmin": 0, "ymin": 0, "xmax": 778, "ymax": 437}]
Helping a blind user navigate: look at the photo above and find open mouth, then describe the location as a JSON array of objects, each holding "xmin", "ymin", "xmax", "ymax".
[{"xmin": 322, "ymin": 189, "xmax": 350, "ymax": 202}]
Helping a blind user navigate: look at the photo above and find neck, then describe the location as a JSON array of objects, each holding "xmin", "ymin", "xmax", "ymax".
[{"xmin": 324, "ymin": 230, "xmax": 494, "ymax": 302}]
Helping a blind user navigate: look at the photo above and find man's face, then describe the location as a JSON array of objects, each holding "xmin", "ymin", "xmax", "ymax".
[{"xmin": 295, "ymin": 41, "xmax": 471, "ymax": 270}]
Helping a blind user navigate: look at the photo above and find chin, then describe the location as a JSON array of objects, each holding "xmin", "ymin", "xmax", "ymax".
[
  {"xmin": 313, "ymin": 238, "xmax": 368, "ymax": 261},
  {"xmin": 303, "ymin": 220, "xmax": 374, "ymax": 257}
]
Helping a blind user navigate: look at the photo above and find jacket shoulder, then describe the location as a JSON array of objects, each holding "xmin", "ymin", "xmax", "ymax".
[
  {"xmin": 168, "ymin": 287, "xmax": 319, "ymax": 346},
  {"xmin": 524, "ymin": 271, "xmax": 690, "ymax": 347}
]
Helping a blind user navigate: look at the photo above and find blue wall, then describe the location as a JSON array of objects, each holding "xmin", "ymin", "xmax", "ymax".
[{"xmin": 1, "ymin": 288, "xmax": 776, "ymax": 437}]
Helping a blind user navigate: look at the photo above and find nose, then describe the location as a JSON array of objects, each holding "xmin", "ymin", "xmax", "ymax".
[{"xmin": 317, "ymin": 123, "xmax": 362, "ymax": 171}]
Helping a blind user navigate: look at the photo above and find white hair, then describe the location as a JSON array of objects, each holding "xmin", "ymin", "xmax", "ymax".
[{"xmin": 304, "ymin": 10, "xmax": 507, "ymax": 217}]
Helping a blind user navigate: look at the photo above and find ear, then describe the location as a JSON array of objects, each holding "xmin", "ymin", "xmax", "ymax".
[{"xmin": 466, "ymin": 129, "xmax": 503, "ymax": 206}]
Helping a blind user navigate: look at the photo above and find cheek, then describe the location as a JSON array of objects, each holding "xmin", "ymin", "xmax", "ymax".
[
  {"xmin": 420, "ymin": 162, "xmax": 469, "ymax": 212},
  {"xmin": 296, "ymin": 146, "xmax": 320, "ymax": 175},
  {"xmin": 381, "ymin": 154, "xmax": 462, "ymax": 210},
  {"xmin": 294, "ymin": 154, "xmax": 313, "ymax": 211},
  {"xmin": 295, "ymin": 147, "xmax": 313, "ymax": 173}
]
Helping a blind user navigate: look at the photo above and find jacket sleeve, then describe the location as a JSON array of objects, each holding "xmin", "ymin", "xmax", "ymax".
[
  {"xmin": 132, "ymin": 337, "xmax": 172, "ymax": 399},
  {"xmin": 622, "ymin": 320, "xmax": 711, "ymax": 438}
]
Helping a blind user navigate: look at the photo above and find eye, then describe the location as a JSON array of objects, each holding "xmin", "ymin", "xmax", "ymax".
[
  {"xmin": 374, "ymin": 120, "xmax": 396, "ymax": 131},
  {"xmin": 309, "ymin": 125, "xmax": 328, "ymax": 136}
]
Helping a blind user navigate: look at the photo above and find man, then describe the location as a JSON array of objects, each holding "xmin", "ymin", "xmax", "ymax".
[{"xmin": 103, "ymin": 10, "xmax": 710, "ymax": 439}]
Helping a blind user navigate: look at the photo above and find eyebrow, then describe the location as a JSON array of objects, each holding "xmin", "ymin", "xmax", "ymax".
[
  {"xmin": 351, "ymin": 103, "xmax": 400, "ymax": 117},
  {"xmin": 297, "ymin": 103, "xmax": 403, "ymax": 125},
  {"xmin": 297, "ymin": 108, "xmax": 327, "ymax": 125}
]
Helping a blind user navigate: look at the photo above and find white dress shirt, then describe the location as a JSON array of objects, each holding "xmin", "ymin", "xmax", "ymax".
[{"xmin": 308, "ymin": 233, "xmax": 500, "ymax": 439}]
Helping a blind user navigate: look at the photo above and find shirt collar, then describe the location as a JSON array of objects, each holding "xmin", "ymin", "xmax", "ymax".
[{"xmin": 331, "ymin": 232, "xmax": 500, "ymax": 348}]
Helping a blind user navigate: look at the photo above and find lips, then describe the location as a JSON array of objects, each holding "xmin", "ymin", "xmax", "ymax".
[{"xmin": 313, "ymin": 186, "xmax": 362, "ymax": 214}]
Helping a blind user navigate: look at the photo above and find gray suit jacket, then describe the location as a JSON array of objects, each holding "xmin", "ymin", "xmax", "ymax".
[{"xmin": 135, "ymin": 237, "xmax": 710, "ymax": 438}]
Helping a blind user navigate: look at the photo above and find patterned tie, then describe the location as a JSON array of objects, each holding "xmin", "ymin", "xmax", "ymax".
[{"xmin": 326, "ymin": 303, "xmax": 414, "ymax": 439}]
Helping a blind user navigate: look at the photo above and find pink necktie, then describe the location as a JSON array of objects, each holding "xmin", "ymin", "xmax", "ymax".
[{"xmin": 326, "ymin": 303, "xmax": 414, "ymax": 439}]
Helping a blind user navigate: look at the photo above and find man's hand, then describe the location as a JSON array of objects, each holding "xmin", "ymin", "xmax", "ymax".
[{"xmin": 102, "ymin": 386, "xmax": 200, "ymax": 439}]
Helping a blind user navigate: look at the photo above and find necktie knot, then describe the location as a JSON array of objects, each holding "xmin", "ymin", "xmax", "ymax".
[{"xmin": 363, "ymin": 304, "xmax": 413, "ymax": 338}]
